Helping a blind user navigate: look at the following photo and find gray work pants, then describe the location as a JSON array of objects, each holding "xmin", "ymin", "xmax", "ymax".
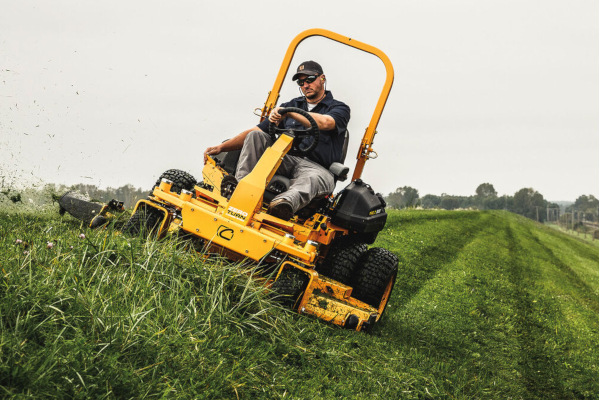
[{"xmin": 235, "ymin": 130, "xmax": 335, "ymax": 212}]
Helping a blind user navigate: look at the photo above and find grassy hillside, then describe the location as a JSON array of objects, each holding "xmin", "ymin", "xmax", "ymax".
[{"xmin": 0, "ymin": 207, "xmax": 597, "ymax": 399}]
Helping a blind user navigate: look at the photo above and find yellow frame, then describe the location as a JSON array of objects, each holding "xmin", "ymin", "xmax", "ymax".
[{"xmin": 259, "ymin": 28, "xmax": 395, "ymax": 181}]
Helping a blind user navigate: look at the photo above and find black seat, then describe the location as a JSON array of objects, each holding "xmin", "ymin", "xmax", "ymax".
[
  {"xmin": 327, "ymin": 129, "xmax": 350, "ymax": 182},
  {"xmin": 340, "ymin": 129, "xmax": 350, "ymax": 164},
  {"xmin": 213, "ymin": 149, "xmax": 241, "ymax": 176}
]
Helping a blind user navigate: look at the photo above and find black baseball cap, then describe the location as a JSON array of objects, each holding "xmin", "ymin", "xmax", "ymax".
[{"xmin": 292, "ymin": 61, "xmax": 323, "ymax": 81}]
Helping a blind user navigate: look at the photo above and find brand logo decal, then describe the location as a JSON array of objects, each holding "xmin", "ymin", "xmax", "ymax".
[
  {"xmin": 227, "ymin": 206, "xmax": 248, "ymax": 221},
  {"xmin": 217, "ymin": 225, "xmax": 234, "ymax": 241},
  {"xmin": 369, "ymin": 208, "xmax": 384, "ymax": 216}
]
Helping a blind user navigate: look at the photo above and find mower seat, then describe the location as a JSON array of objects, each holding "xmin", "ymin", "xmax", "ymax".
[
  {"xmin": 213, "ymin": 148, "xmax": 241, "ymax": 175},
  {"xmin": 324, "ymin": 129, "xmax": 350, "ymax": 182}
]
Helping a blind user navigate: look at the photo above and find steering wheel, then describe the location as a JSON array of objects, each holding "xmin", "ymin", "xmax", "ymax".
[{"xmin": 268, "ymin": 107, "xmax": 319, "ymax": 156}]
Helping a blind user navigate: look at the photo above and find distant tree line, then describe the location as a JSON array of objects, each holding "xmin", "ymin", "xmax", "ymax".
[
  {"xmin": 385, "ymin": 183, "xmax": 599, "ymax": 224},
  {"xmin": 66, "ymin": 184, "xmax": 148, "ymax": 209},
  {"xmin": 2, "ymin": 180, "xmax": 598, "ymax": 227},
  {"xmin": 1, "ymin": 183, "xmax": 147, "ymax": 209}
]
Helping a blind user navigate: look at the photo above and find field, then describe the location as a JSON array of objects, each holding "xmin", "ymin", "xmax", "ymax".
[{"xmin": 0, "ymin": 206, "xmax": 598, "ymax": 399}]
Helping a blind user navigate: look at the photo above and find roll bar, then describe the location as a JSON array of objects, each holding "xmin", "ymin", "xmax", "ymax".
[{"xmin": 259, "ymin": 28, "xmax": 394, "ymax": 181}]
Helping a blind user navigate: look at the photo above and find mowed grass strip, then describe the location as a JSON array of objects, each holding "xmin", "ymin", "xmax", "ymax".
[
  {"xmin": 377, "ymin": 210, "xmax": 598, "ymax": 399},
  {"xmin": 0, "ymin": 208, "xmax": 597, "ymax": 399}
]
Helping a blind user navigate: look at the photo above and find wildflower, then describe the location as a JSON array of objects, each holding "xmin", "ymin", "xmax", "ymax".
[
  {"xmin": 15, "ymin": 239, "xmax": 23, "ymax": 245},
  {"xmin": 78, "ymin": 233, "xmax": 86, "ymax": 239},
  {"xmin": 47, "ymin": 242, "xmax": 54, "ymax": 249},
  {"xmin": 70, "ymin": 246, "xmax": 74, "ymax": 249}
]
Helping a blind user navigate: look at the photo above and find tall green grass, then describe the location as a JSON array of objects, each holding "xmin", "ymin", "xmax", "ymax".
[{"xmin": 1, "ymin": 208, "xmax": 598, "ymax": 399}]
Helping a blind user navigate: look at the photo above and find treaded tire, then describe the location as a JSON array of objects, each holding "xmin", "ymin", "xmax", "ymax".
[
  {"xmin": 152, "ymin": 169, "xmax": 197, "ymax": 195},
  {"xmin": 352, "ymin": 248, "xmax": 398, "ymax": 309},
  {"xmin": 123, "ymin": 205, "xmax": 165, "ymax": 237},
  {"xmin": 271, "ymin": 268, "xmax": 309, "ymax": 308},
  {"xmin": 316, "ymin": 236, "xmax": 367, "ymax": 285}
]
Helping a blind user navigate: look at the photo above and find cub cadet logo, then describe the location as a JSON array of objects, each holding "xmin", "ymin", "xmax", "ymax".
[
  {"xmin": 227, "ymin": 206, "xmax": 248, "ymax": 221},
  {"xmin": 369, "ymin": 208, "xmax": 384, "ymax": 216},
  {"xmin": 217, "ymin": 225, "xmax": 234, "ymax": 241}
]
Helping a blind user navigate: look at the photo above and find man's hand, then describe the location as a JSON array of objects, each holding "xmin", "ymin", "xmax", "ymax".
[
  {"xmin": 204, "ymin": 144, "xmax": 223, "ymax": 163},
  {"xmin": 268, "ymin": 107, "xmax": 284, "ymax": 125},
  {"xmin": 271, "ymin": 107, "xmax": 335, "ymax": 131},
  {"xmin": 202, "ymin": 127, "xmax": 259, "ymax": 164}
]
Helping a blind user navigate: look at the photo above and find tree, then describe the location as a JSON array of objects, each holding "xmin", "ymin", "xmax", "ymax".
[
  {"xmin": 114, "ymin": 184, "xmax": 146, "ymax": 209},
  {"xmin": 440, "ymin": 195, "xmax": 460, "ymax": 210},
  {"xmin": 568, "ymin": 194, "xmax": 599, "ymax": 222},
  {"xmin": 475, "ymin": 183, "xmax": 498, "ymax": 210},
  {"xmin": 476, "ymin": 183, "xmax": 497, "ymax": 198},
  {"xmin": 513, "ymin": 188, "xmax": 546, "ymax": 222},
  {"xmin": 386, "ymin": 186, "xmax": 420, "ymax": 209},
  {"xmin": 484, "ymin": 195, "xmax": 512, "ymax": 210},
  {"xmin": 420, "ymin": 194, "xmax": 441, "ymax": 209},
  {"xmin": 572, "ymin": 194, "xmax": 599, "ymax": 213}
]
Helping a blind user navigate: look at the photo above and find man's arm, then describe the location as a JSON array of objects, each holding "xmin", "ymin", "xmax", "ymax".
[
  {"xmin": 203, "ymin": 126, "xmax": 260, "ymax": 163},
  {"xmin": 270, "ymin": 107, "xmax": 335, "ymax": 131}
]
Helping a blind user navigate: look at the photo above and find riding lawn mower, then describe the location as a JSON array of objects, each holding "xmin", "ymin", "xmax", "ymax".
[{"xmin": 59, "ymin": 28, "xmax": 396, "ymax": 332}]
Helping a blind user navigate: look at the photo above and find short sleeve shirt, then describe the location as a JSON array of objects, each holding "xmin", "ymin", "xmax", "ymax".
[{"xmin": 257, "ymin": 91, "xmax": 351, "ymax": 169}]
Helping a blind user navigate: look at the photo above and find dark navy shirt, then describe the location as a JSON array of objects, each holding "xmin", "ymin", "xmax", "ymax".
[{"xmin": 257, "ymin": 90, "xmax": 350, "ymax": 169}]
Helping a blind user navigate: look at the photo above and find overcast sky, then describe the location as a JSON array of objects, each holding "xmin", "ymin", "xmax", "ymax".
[{"xmin": 1, "ymin": 0, "xmax": 597, "ymax": 202}]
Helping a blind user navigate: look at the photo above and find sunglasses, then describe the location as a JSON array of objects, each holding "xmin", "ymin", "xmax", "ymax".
[{"xmin": 296, "ymin": 75, "xmax": 320, "ymax": 86}]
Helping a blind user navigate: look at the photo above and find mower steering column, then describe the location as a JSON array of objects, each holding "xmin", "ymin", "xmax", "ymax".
[{"xmin": 226, "ymin": 133, "xmax": 294, "ymax": 225}]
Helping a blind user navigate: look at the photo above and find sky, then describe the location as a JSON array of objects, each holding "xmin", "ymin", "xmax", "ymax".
[{"xmin": 0, "ymin": 0, "xmax": 598, "ymax": 202}]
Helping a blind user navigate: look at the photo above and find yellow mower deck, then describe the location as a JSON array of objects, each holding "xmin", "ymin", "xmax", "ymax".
[{"xmin": 135, "ymin": 134, "xmax": 382, "ymax": 331}]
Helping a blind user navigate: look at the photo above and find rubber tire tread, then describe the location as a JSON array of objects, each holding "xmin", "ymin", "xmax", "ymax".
[
  {"xmin": 352, "ymin": 247, "xmax": 398, "ymax": 309},
  {"xmin": 271, "ymin": 268, "xmax": 309, "ymax": 308},
  {"xmin": 152, "ymin": 169, "xmax": 197, "ymax": 195},
  {"xmin": 317, "ymin": 237, "xmax": 367, "ymax": 285},
  {"xmin": 122, "ymin": 206, "xmax": 165, "ymax": 237}
]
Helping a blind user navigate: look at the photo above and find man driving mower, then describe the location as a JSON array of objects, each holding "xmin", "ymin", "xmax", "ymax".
[
  {"xmin": 203, "ymin": 60, "xmax": 350, "ymax": 221},
  {"xmin": 57, "ymin": 29, "xmax": 397, "ymax": 332}
]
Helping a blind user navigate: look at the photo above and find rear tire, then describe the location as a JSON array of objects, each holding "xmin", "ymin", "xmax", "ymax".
[
  {"xmin": 152, "ymin": 169, "xmax": 197, "ymax": 195},
  {"xmin": 317, "ymin": 236, "xmax": 367, "ymax": 285},
  {"xmin": 352, "ymin": 248, "xmax": 398, "ymax": 310}
]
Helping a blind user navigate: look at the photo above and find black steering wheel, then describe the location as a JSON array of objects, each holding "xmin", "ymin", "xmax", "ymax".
[{"xmin": 268, "ymin": 107, "xmax": 320, "ymax": 156}]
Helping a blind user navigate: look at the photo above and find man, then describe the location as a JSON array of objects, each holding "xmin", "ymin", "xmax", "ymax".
[{"xmin": 203, "ymin": 61, "xmax": 350, "ymax": 220}]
